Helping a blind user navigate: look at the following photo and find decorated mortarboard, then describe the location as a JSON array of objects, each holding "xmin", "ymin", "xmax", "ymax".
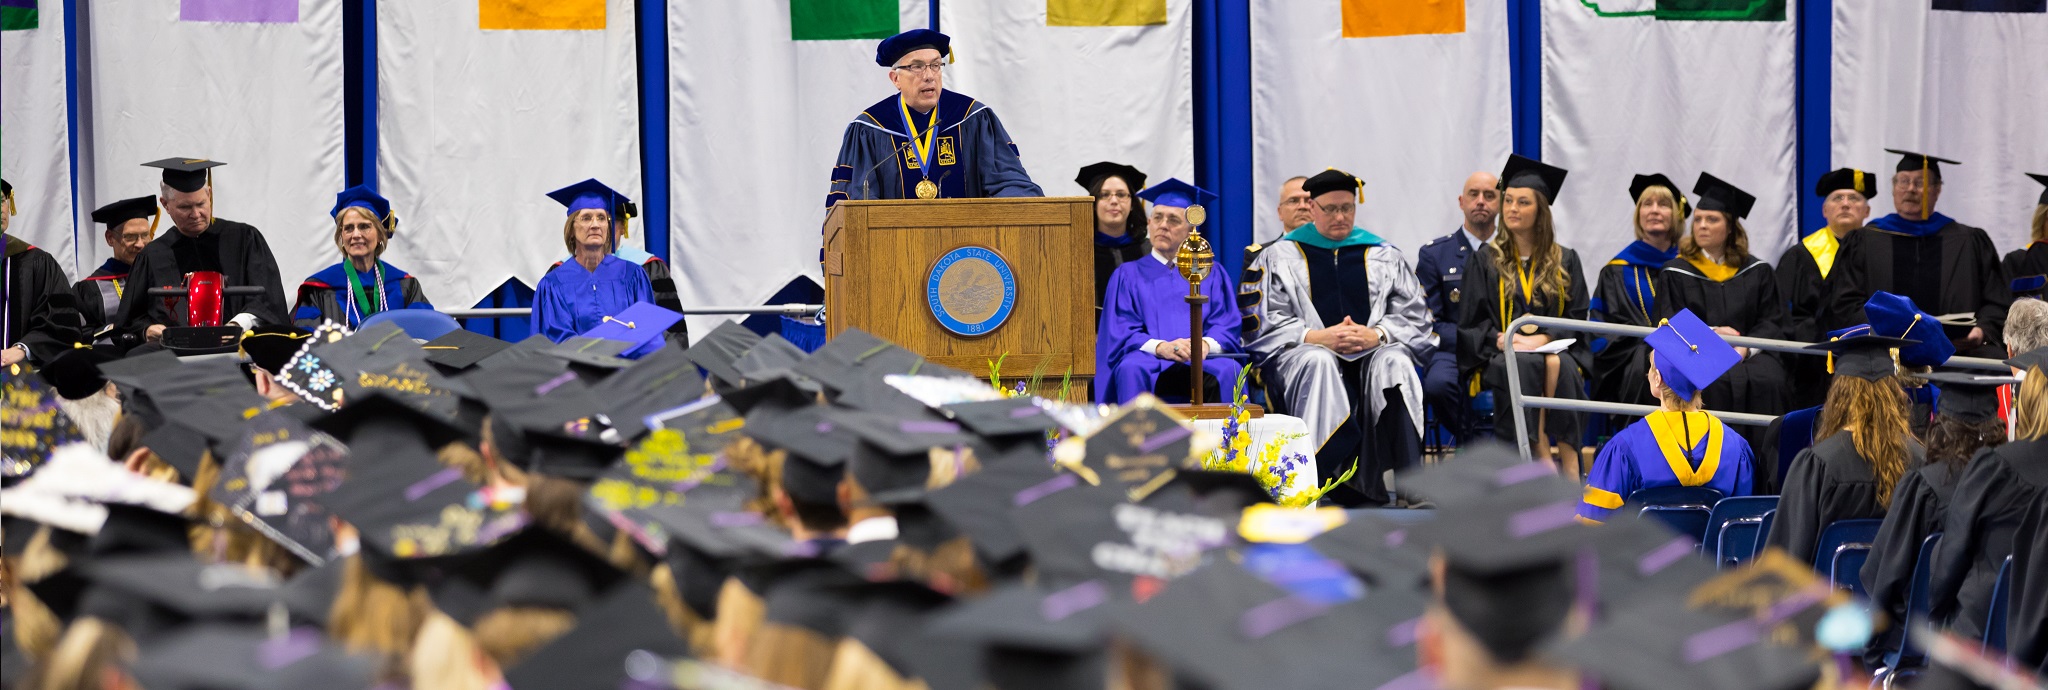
[
  {"xmin": 1885, "ymin": 148, "xmax": 1961, "ymax": 183},
  {"xmin": 1050, "ymin": 396, "xmax": 1194, "ymax": 490},
  {"xmin": 1629, "ymin": 173, "xmax": 1691, "ymax": 217},
  {"xmin": 682, "ymin": 320, "xmax": 764, "ymax": 388},
  {"xmin": 36, "ymin": 346, "xmax": 115, "ymax": 401},
  {"xmin": 211, "ymin": 408, "xmax": 349, "ymax": 565},
  {"xmin": 922, "ymin": 445, "xmax": 1061, "ymax": 567},
  {"xmin": 501, "ymin": 581, "xmax": 690, "ymax": 690},
  {"xmin": 1499, "ymin": 154, "xmax": 1568, "ymax": 201},
  {"xmin": 272, "ymin": 322, "xmax": 351, "ymax": 410},
  {"xmin": 1074, "ymin": 161, "xmax": 1146, "ymax": 193},
  {"xmin": 2013, "ymin": 274, "xmax": 2047, "ymax": 299},
  {"xmin": 1912, "ymin": 370, "xmax": 2017, "ymax": 424},
  {"xmin": 238, "ymin": 325, "xmax": 312, "ymax": 376},
  {"xmin": 1137, "ymin": 177, "xmax": 1219, "ymax": 210},
  {"xmin": 420, "ymin": 328, "xmax": 512, "ymax": 374},
  {"xmin": 546, "ymin": 178, "xmax": 637, "ymax": 226},
  {"xmin": 311, "ymin": 323, "xmax": 464, "ymax": 420},
  {"xmin": 587, "ymin": 345, "xmax": 708, "ymax": 441},
  {"xmin": 1807, "ymin": 333, "xmax": 1912, "ymax": 381},
  {"xmin": 1816, "ymin": 167, "xmax": 1880, "ymax": 199},
  {"xmin": 1864, "ymin": 291, "xmax": 1958, "ymax": 365},
  {"xmin": 1011, "ymin": 475, "xmax": 1231, "ymax": 591},
  {"xmin": 128, "ymin": 624, "xmax": 377, "ymax": 690},
  {"xmin": 576, "ymin": 300, "xmax": 682, "ymax": 360},
  {"xmin": 91, "ymin": 195, "xmax": 159, "ymax": 228},
  {"xmin": 328, "ymin": 184, "xmax": 395, "ymax": 232},
  {"xmin": 1681, "ymin": 549, "xmax": 1867, "ymax": 656},
  {"xmin": 875, "ymin": 28, "xmax": 951, "ymax": 67},
  {"xmin": 1645, "ymin": 309, "xmax": 1743, "ymax": 402},
  {"xmin": 744, "ymin": 404, "xmax": 854, "ymax": 506},
  {"xmin": 2029, "ymin": 172, "xmax": 2048, "ymax": 205},
  {"xmin": 1691, "ymin": 172, "xmax": 1757, "ymax": 219},
  {"xmin": 1299, "ymin": 169, "xmax": 1361, "ymax": 200},
  {"xmin": 1546, "ymin": 603, "xmax": 1819, "ymax": 690},
  {"xmin": 2007, "ymin": 345, "xmax": 2048, "ymax": 377},
  {"xmin": 428, "ymin": 526, "xmax": 629, "ymax": 627},
  {"xmin": 590, "ymin": 426, "xmax": 757, "ymax": 555},
  {"xmin": 1115, "ymin": 559, "xmax": 1428, "ymax": 690},
  {"xmin": 141, "ymin": 157, "xmax": 224, "ymax": 194},
  {"xmin": 317, "ymin": 399, "xmax": 524, "ymax": 562}
]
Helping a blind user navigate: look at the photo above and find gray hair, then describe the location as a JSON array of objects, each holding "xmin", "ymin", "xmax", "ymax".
[{"xmin": 2008, "ymin": 297, "xmax": 2048, "ymax": 355}]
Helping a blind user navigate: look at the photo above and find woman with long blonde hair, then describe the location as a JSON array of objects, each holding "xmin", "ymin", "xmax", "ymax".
[
  {"xmin": 1764, "ymin": 335, "xmax": 1924, "ymax": 564},
  {"xmin": 1590, "ymin": 174, "xmax": 1685, "ymax": 415},
  {"xmin": 1924, "ymin": 348, "xmax": 2048, "ymax": 644},
  {"xmin": 1457, "ymin": 155, "xmax": 1591, "ymax": 473}
]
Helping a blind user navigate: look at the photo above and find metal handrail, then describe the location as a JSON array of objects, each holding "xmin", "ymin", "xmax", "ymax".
[
  {"xmin": 1499, "ymin": 314, "xmax": 2011, "ymax": 460},
  {"xmin": 440, "ymin": 304, "xmax": 823, "ymax": 319}
]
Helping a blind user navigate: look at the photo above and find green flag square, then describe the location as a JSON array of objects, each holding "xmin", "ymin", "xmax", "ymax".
[
  {"xmin": 1, "ymin": 0, "xmax": 39, "ymax": 31},
  {"xmin": 791, "ymin": 0, "xmax": 897, "ymax": 41},
  {"xmin": 1656, "ymin": 0, "xmax": 1786, "ymax": 21}
]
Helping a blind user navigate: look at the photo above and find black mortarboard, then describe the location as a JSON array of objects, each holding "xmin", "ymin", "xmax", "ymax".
[
  {"xmin": 429, "ymin": 527, "xmax": 628, "ymax": 627},
  {"xmin": 459, "ymin": 352, "xmax": 585, "ymax": 412},
  {"xmin": 1407, "ymin": 478, "xmax": 1590, "ymax": 664},
  {"xmin": 421, "ymin": 328, "xmax": 512, "ymax": 374},
  {"xmin": 827, "ymin": 579, "xmax": 957, "ymax": 680},
  {"xmin": 746, "ymin": 404, "xmax": 855, "ymax": 505},
  {"xmin": 98, "ymin": 350, "xmax": 181, "ymax": 427},
  {"xmin": 278, "ymin": 558, "xmax": 346, "ymax": 627},
  {"xmin": 1304, "ymin": 513, "xmax": 1431, "ymax": 593},
  {"xmin": 141, "ymin": 424, "xmax": 212, "ymax": 479},
  {"xmin": 309, "ymin": 391, "xmax": 468, "ymax": 451},
  {"xmin": 1815, "ymin": 167, "xmax": 1880, "ymax": 199},
  {"xmin": 153, "ymin": 377, "xmax": 271, "ymax": 452},
  {"xmin": 1691, "ymin": 172, "xmax": 1756, "ymax": 219},
  {"xmin": 238, "ymin": 325, "xmax": 312, "ymax": 375},
  {"xmin": 875, "ymin": 28, "xmax": 951, "ymax": 67},
  {"xmin": 1395, "ymin": 441, "xmax": 1551, "ymax": 507},
  {"xmin": 1075, "ymin": 161, "xmax": 1146, "ymax": 193},
  {"xmin": 1885, "ymin": 148, "xmax": 1960, "ymax": 184},
  {"xmin": 80, "ymin": 555, "xmax": 280, "ymax": 631},
  {"xmin": 793, "ymin": 328, "xmax": 955, "ymax": 396},
  {"xmin": 833, "ymin": 410, "xmax": 974, "ymax": 499},
  {"xmin": 2030, "ymin": 172, "xmax": 2048, "ymax": 205},
  {"xmin": 473, "ymin": 334, "xmax": 557, "ymax": 371},
  {"xmin": 1165, "ymin": 469, "xmax": 1277, "ymax": 515},
  {"xmin": 128, "ymin": 625, "xmax": 376, "ymax": 690},
  {"xmin": 37, "ymin": 346, "xmax": 116, "ymax": 400},
  {"xmin": 141, "ymin": 157, "xmax": 225, "ymax": 194},
  {"xmin": 1585, "ymin": 511, "xmax": 1719, "ymax": 611},
  {"xmin": 1499, "ymin": 154, "xmax": 1568, "ymax": 201},
  {"xmin": 1630, "ymin": 173, "xmax": 1691, "ymax": 217},
  {"xmin": 585, "ymin": 344, "xmax": 706, "ymax": 441},
  {"xmin": 1547, "ymin": 603, "xmax": 1820, "ymax": 690},
  {"xmin": 2008, "ymin": 345, "xmax": 2048, "ymax": 376},
  {"xmin": 922, "ymin": 446, "xmax": 1060, "ymax": 568},
  {"xmin": 1914, "ymin": 371, "xmax": 2017, "ymax": 424},
  {"xmin": 913, "ymin": 586, "xmax": 1104, "ymax": 690},
  {"xmin": 717, "ymin": 370, "xmax": 825, "ymax": 414},
  {"xmin": 684, "ymin": 320, "xmax": 763, "ymax": 387},
  {"xmin": 91, "ymin": 195, "xmax": 159, "ymax": 227},
  {"xmin": 524, "ymin": 425, "xmax": 625, "ymax": 479},
  {"xmin": 91, "ymin": 502, "xmax": 198, "ymax": 557},
  {"xmin": 501, "ymin": 581, "xmax": 689, "ymax": 690},
  {"xmin": 547, "ymin": 336, "xmax": 635, "ymax": 373},
  {"xmin": 1301, "ymin": 169, "xmax": 1362, "ymax": 199},
  {"xmin": 635, "ymin": 497, "xmax": 791, "ymax": 564},
  {"xmin": 733, "ymin": 333, "xmax": 809, "ymax": 381},
  {"xmin": 942, "ymin": 397, "xmax": 1060, "ymax": 439},
  {"xmin": 1805, "ymin": 334, "xmax": 1913, "ymax": 381}
]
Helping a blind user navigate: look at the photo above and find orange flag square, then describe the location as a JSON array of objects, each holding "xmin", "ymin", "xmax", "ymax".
[
  {"xmin": 1341, "ymin": 0, "xmax": 1463, "ymax": 38},
  {"xmin": 481, "ymin": 0, "xmax": 605, "ymax": 30}
]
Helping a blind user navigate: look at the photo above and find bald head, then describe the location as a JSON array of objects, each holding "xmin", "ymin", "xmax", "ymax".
[{"xmin": 1459, "ymin": 171, "xmax": 1500, "ymax": 238}]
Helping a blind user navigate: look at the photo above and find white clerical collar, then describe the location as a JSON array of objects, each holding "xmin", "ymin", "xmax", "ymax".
[
  {"xmin": 1151, "ymin": 250, "xmax": 1174, "ymax": 266},
  {"xmin": 846, "ymin": 516, "xmax": 899, "ymax": 545}
]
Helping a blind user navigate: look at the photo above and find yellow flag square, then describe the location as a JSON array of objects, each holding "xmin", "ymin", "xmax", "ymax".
[{"xmin": 1048, "ymin": 0, "xmax": 1167, "ymax": 27}]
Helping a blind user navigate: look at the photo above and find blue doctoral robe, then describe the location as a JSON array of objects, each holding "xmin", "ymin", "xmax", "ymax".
[
  {"xmin": 1578, "ymin": 411, "xmax": 1755, "ymax": 523},
  {"xmin": 826, "ymin": 90, "xmax": 1042, "ymax": 207},
  {"xmin": 1095, "ymin": 254, "xmax": 1243, "ymax": 404},
  {"xmin": 531, "ymin": 255, "xmax": 655, "ymax": 343},
  {"xmin": 292, "ymin": 260, "xmax": 433, "ymax": 329}
]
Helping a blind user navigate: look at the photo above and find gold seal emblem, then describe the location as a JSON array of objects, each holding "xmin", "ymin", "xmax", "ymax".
[
  {"xmin": 937, "ymin": 258, "xmax": 1004, "ymax": 323},
  {"xmin": 1183, "ymin": 204, "xmax": 1207, "ymax": 227},
  {"xmin": 916, "ymin": 180, "xmax": 939, "ymax": 200},
  {"xmin": 1449, "ymin": 287, "xmax": 1460, "ymax": 303}
]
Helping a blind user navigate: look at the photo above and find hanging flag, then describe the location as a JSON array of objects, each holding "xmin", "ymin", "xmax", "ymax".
[
  {"xmin": 1933, "ymin": 0, "xmax": 2045, "ymax": 12},
  {"xmin": 181, "ymin": 0, "xmax": 298, "ymax": 23},
  {"xmin": 1342, "ymin": 0, "xmax": 1464, "ymax": 38},
  {"xmin": 1, "ymin": 0, "xmax": 36, "ymax": 30},
  {"xmin": 791, "ymin": 0, "xmax": 897, "ymax": 40},
  {"xmin": 1048, "ymin": 0, "xmax": 1167, "ymax": 27},
  {"xmin": 481, "ymin": 0, "xmax": 605, "ymax": 30},
  {"xmin": 1578, "ymin": 0, "xmax": 1786, "ymax": 21}
]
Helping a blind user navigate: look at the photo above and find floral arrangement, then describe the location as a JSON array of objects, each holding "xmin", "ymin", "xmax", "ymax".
[{"xmin": 1200, "ymin": 367, "xmax": 1355, "ymax": 508}]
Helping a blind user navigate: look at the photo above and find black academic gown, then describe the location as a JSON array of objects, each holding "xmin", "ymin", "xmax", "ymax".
[
  {"xmin": 1824, "ymin": 218, "xmax": 2011, "ymax": 358},
  {"xmin": 1457, "ymin": 245, "xmax": 1591, "ymax": 447},
  {"xmin": 1095, "ymin": 232, "xmax": 1146, "ymax": 313},
  {"xmin": 1591, "ymin": 256, "xmax": 1665, "ymax": 416},
  {"xmin": 1654, "ymin": 256, "xmax": 1791, "ymax": 431},
  {"xmin": 3, "ymin": 235, "xmax": 84, "ymax": 363},
  {"xmin": 2003, "ymin": 242, "xmax": 2048, "ymax": 285},
  {"xmin": 1778, "ymin": 235, "xmax": 1843, "ymax": 409},
  {"xmin": 114, "ymin": 220, "xmax": 288, "ymax": 336},
  {"xmin": 1926, "ymin": 439, "xmax": 2048, "ymax": 643},
  {"xmin": 2011, "ymin": 484, "xmax": 2048, "ymax": 674},
  {"xmin": 71, "ymin": 259, "xmax": 128, "ymax": 340},
  {"xmin": 1763, "ymin": 433, "xmax": 1925, "ymax": 567},
  {"xmin": 1859, "ymin": 460, "xmax": 1964, "ymax": 665}
]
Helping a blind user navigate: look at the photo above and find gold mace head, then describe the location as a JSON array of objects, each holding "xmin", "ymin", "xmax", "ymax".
[{"xmin": 1175, "ymin": 232, "xmax": 1214, "ymax": 284}]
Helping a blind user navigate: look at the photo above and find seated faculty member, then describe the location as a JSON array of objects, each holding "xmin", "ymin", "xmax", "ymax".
[
  {"xmin": 1095, "ymin": 179, "xmax": 1242, "ymax": 404},
  {"xmin": 531, "ymin": 179, "xmax": 655, "ymax": 343},
  {"xmin": 293, "ymin": 185, "xmax": 433, "ymax": 329}
]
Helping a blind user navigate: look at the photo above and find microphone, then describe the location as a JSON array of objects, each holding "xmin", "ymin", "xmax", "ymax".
[{"xmin": 858, "ymin": 141, "xmax": 917, "ymax": 200}]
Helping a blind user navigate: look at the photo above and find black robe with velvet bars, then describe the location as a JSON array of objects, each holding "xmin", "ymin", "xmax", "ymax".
[
  {"xmin": 826, "ymin": 90, "xmax": 1042, "ymax": 207},
  {"xmin": 114, "ymin": 219, "xmax": 288, "ymax": 335}
]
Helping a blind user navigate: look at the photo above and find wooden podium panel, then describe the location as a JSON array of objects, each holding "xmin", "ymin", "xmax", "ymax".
[{"xmin": 822, "ymin": 197, "xmax": 1096, "ymax": 389}]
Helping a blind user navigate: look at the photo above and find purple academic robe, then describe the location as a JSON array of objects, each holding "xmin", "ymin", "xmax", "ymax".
[{"xmin": 1095, "ymin": 254, "xmax": 1243, "ymax": 403}]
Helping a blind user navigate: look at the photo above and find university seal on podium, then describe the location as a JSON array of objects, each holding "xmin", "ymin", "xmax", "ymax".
[{"xmin": 927, "ymin": 246, "xmax": 1017, "ymax": 337}]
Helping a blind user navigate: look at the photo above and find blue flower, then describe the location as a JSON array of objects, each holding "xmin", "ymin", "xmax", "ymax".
[
  {"xmin": 308, "ymin": 370, "xmax": 336, "ymax": 392},
  {"xmin": 296, "ymin": 356, "xmax": 322, "ymax": 374}
]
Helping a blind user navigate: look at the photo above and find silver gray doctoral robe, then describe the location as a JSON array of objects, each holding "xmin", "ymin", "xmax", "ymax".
[{"xmin": 1243, "ymin": 239, "xmax": 1430, "ymax": 445}]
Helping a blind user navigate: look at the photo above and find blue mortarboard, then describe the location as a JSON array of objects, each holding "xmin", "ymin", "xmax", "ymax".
[
  {"xmin": 1643, "ymin": 309, "xmax": 1741, "ymax": 402},
  {"xmin": 1136, "ymin": 178, "xmax": 1215, "ymax": 210},
  {"xmin": 546, "ymin": 178, "xmax": 635, "ymax": 219},
  {"xmin": 2012, "ymin": 274, "xmax": 2046, "ymax": 299},
  {"xmin": 1863, "ymin": 292, "xmax": 1954, "ymax": 367},
  {"xmin": 875, "ymin": 29, "xmax": 951, "ymax": 67},
  {"xmin": 329, "ymin": 185, "xmax": 395, "ymax": 231},
  {"xmin": 578, "ymin": 300, "xmax": 683, "ymax": 360}
]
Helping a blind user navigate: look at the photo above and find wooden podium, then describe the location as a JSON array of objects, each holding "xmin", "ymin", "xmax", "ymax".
[{"xmin": 822, "ymin": 197, "xmax": 1096, "ymax": 398}]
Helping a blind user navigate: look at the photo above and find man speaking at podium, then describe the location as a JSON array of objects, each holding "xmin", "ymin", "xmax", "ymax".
[{"xmin": 826, "ymin": 29, "xmax": 1042, "ymax": 208}]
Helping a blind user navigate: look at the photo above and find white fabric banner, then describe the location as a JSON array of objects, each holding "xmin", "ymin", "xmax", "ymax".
[
  {"xmin": 379, "ymin": 0, "xmax": 640, "ymax": 311},
  {"xmin": 666, "ymin": 0, "xmax": 926, "ymax": 338},
  {"xmin": 1251, "ymin": 0, "xmax": 1512, "ymax": 261},
  {"xmin": 944, "ymin": 0, "xmax": 1195, "ymax": 201},
  {"xmin": 85, "ymin": 0, "xmax": 345, "ymax": 290},
  {"xmin": 1832, "ymin": 3, "xmax": 2048, "ymax": 251},
  {"xmin": 1542, "ymin": 0, "xmax": 1799, "ymax": 284},
  {"xmin": 3, "ymin": 0, "xmax": 79, "ymax": 275}
]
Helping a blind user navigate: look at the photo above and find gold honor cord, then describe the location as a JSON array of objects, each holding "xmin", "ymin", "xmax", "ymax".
[{"xmin": 898, "ymin": 97, "xmax": 942, "ymax": 199}]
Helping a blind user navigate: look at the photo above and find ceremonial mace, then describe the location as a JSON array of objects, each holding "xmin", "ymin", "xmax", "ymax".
[{"xmin": 1174, "ymin": 205, "xmax": 1216, "ymax": 406}]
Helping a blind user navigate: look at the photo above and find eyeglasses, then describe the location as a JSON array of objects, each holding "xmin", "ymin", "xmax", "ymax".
[
  {"xmin": 893, "ymin": 63, "xmax": 945, "ymax": 76},
  {"xmin": 1098, "ymin": 191, "xmax": 1131, "ymax": 200},
  {"xmin": 1893, "ymin": 179, "xmax": 1937, "ymax": 191},
  {"xmin": 1317, "ymin": 203, "xmax": 1356, "ymax": 215}
]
